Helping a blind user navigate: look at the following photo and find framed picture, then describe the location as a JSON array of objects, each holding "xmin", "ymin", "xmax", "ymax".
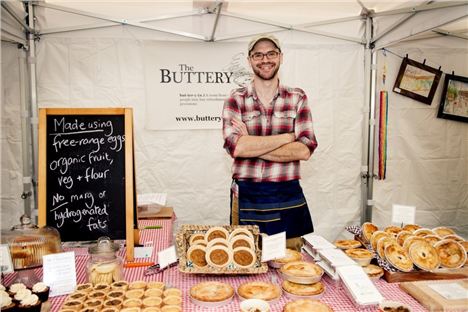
[
  {"xmin": 393, "ymin": 57, "xmax": 442, "ymax": 105},
  {"xmin": 437, "ymin": 74, "xmax": 468, "ymax": 123}
]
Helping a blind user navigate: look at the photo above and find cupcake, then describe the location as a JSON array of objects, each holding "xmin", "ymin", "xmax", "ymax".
[
  {"xmin": 0, "ymin": 285, "xmax": 5, "ymax": 291},
  {"xmin": 18, "ymin": 294, "xmax": 41, "ymax": 312},
  {"xmin": 8, "ymin": 283, "xmax": 26, "ymax": 296},
  {"xmin": 14, "ymin": 288, "xmax": 32, "ymax": 302},
  {"xmin": 32, "ymin": 282, "xmax": 49, "ymax": 302},
  {"xmin": 1, "ymin": 292, "xmax": 16, "ymax": 312}
]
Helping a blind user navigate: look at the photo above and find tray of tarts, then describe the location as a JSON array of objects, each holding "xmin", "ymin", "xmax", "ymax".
[
  {"xmin": 354, "ymin": 222, "xmax": 468, "ymax": 283},
  {"xmin": 176, "ymin": 224, "xmax": 268, "ymax": 274}
]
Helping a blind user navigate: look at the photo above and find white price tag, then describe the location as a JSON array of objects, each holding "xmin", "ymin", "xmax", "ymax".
[
  {"xmin": 392, "ymin": 204, "xmax": 416, "ymax": 225},
  {"xmin": 0, "ymin": 245, "xmax": 14, "ymax": 274},
  {"xmin": 157, "ymin": 246, "xmax": 177, "ymax": 269},
  {"xmin": 134, "ymin": 246, "xmax": 153, "ymax": 258},
  {"xmin": 43, "ymin": 252, "xmax": 77, "ymax": 297},
  {"xmin": 261, "ymin": 232, "xmax": 286, "ymax": 262}
]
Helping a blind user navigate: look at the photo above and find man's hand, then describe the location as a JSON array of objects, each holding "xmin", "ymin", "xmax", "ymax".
[{"xmin": 231, "ymin": 118, "xmax": 249, "ymax": 136}]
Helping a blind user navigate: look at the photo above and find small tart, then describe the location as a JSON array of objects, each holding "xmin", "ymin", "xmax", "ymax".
[
  {"xmin": 125, "ymin": 289, "xmax": 145, "ymax": 299},
  {"xmin": 435, "ymin": 239, "xmax": 467, "ymax": 269},
  {"xmin": 103, "ymin": 298, "xmax": 123, "ymax": 308},
  {"xmin": 205, "ymin": 245, "xmax": 232, "ymax": 268},
  {"xmin": 376, "ymin": 236, "xmax": 397, "ymax": 259},
  {"xmin": 403, "ymin": 236, "xmax": 426, "ymax": 252},
  {"xmin": 107, "ymin": 290, "xmax": 124, "ymax": 299},
  {"xmin": 280, "ymin": 261, "xmax": 323, "ymax": 278},
  {"xmin": 83, "ymin": 299, "xmax": 103, "ymax": 308},
  {"xmin": 142, "ymin": 296, "xmax": 162, "ymax": 308},
  {"xmin": 190, "ymin": 281, "xmax": 234, "ymax": 302},
  {"xmin": 146, "ymin": 282, "xmax": 165, "ymax": 290},
  {"xmin": 424, "ymin": 235, "xmax": 442, "ymax": 246},
  {"xmin": 362, "ymin": 222, "xmax": 379, "ymax": 243},
  {"xmin": 344, "ymin": 248, "xmax": 373, "ymax": 266},
  {"xmin": 101, "ymin": 309, "xmax": 119, "ymax": 312},
  {"xmin": 408, "ymin": 241, "xmax": 440, "ymax": 271},
  {"xmin": 120, "ymin": 308, "xmax": 141, "ymax": 312},
  {"xmin": 206, "ymin": 238, "xmax": 229, "ymax": 250},
  {"xmin": 62, "ymin": 300, "xmax": 84, "ymax": 310},
  {"xmin": 162, "ymin": 295, "xmax": 182, "ymax": 306},
  {"xmin": 384, "ymin": 242, "xmax": 413, "ymax": 272},
  {"xmin": 111, "ymin": 281, "xmax": 129, "ymax": 291},
  {"xmin": 163, "ymin": 288, "xmax": 181, "ymax": 297},
  {"xmin": 271, "ymin": 249, "xmax": 302, "ymax": 265},
  {"xmin": 87, "ymin": 290, "xmax": 106, "ymax": 300},
  {"xmin": 282, "ymin": 280, "xmax": 325, "ymax": 296},
  {"xmin": 362, "ymin": 264, "xmax": 384, "ymax": 279},
  {"xmin": 384, "ymin": 225, "xmax": 403, "ymax": 236},
  {"xmin": 67, "ymin": 292, "xmax": 88, "ymax": 302},
  {"xmin": 237, "ymin": 281, "xmax": 281, "ymax": 301},
  {"xmin": 370, "ymin": 231, "xmax": 390, "ymax": 250},
  {"xmin": 142, "ymin": 308, "xmax": 161, "ymax": 312},
  {"xmin": 122, "ymin": 298, "xmax": 142, "ymax": 308},
  {"xmin": 76, "ymin": 283, "xmax": 94, "ymax": 293},
  {"xmin": 228, "ymin": 227, "xmax": 254, "ymax": 241},
  {"xmin": 413, "ymin": 228, "xmax": 435, "ymax": 237},
  {"xmin": 80, "ymin": 308, "xmax": 98, "ymax": 312},
  {"xmin": 443, "ymin": 234, "xmax": 464, "ymax": 241},
  {"xmin": 189, "ymin": 233, "xmax": 205, "ymax": 245},
  {"xmin": 204, "ymin": 227, "xmax": 229, "ymax": 242},
  {"xmin": 94, "ymin": 283, "xmax": 110, "ymax": 292},
  {"xmin": 144, "ymin": 288, "xmax": 162, "ymax": 297},
  {"xmin": 129, "ymin": 281, "xmax": 147, "ymax": 290},
  {"xmin": 396, "ymin": 231, "xmax": 413, "ymax": 246},
  {"xmin": 229, "ymin": 235, "xmax": 255, "ymax": 250},
  {"xmin": 232, "ymin": 246, "xmax": 256, "ymax": 268},
  {"xmin": 186, "ymin": 244, "xmax": 208, "ymax": 268},
  {"xmin": 432, "ymin": 226, "xmax": 456, "ymax": 237},
  {"xmin": 402, "ymin": 224, "xmax": 421, "ymax": 233},
  {"xmin": 334, "ymin": 239, "xmax": 362, "ymax": 250},
  {"xmin": 283, "ymin": 299, "xmax": 333, "ymax": 312},
  {"xmin": 161, "ymin": 306, "xmax": 181, "ymax": 312}
]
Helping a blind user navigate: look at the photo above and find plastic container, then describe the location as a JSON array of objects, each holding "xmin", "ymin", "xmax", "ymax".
[{"xmin": 87, "ymin": 237, "xmax": 123, "ymax": 285}]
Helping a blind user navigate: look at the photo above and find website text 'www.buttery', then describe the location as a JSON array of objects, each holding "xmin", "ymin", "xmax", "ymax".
[{"xmin": 175, "ymin": 115, "xmax": 222, "ymax": 122}]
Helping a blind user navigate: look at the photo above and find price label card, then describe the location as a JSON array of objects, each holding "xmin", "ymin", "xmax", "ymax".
[
  {"xmin": 158, "ymin": 246, "xmax": 177, "ymax": 269},
  {"xmin": 392, "ymin": 204, "xmax": 416, "ymax": 225},
  {"xmin": 0, "ymin": 244, "xmax": 14, "ymax": 274},
  {"xmin": 261, "ymin": 232, "xmax": 286, "ymax": 262},
  {"xmin": 134, "ymin": 246, "xmax": 153, "ymax": 258},
  {"xmin": 43, "ymin": 252, "xmax": 76, "ymax": 297}
]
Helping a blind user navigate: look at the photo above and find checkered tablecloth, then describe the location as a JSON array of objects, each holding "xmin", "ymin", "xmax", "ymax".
[{"xmin": 2, "ymin": 218, "xmax": 429, "ymax": 312}]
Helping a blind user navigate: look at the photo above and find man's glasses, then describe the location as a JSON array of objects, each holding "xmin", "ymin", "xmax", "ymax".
[{"xmin": 250, "ymin": 50, "xmax": 280, "ymax": 61}]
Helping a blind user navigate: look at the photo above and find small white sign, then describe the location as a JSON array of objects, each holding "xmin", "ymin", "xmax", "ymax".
[
  {"xmin": 337, "ymin": 265, "xmax": 383, "ymax": 305},
  {"xmin": 261, "ymin": 232, "xmax": 286, "ymax": 262},
  {"xmin": 43, "ymin": 252, "xmax": 76, "ymax": 297},
  {"xmin": 392, "ymin": 204, "xmax": 416, "ymax": 226},
  {"xmin": 0, "ymin": 244, "xmax": 14, "ymax": 274},
  {"xmin": 428, "ymin": 283, "xmax": 468, "ymax": 300},
  {"xmin": 134, "ymin": 246, "xmax": 153, "ymax": 258},
  {"xmin": 158, "ymin": 246, "xmax": 177, "ymax": 269}
]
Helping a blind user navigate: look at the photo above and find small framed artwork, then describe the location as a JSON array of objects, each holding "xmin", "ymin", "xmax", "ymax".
[
  {"xmin": 437, "ymin": 74, "xmax": 468, "ymax": 123},
  {"xmin": 393, "ymin": 57, "xmax": 442, "ymax": 105}
]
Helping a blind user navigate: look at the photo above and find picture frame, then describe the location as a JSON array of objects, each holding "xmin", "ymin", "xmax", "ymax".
[
  {"xmin": 437, "ymin": 74, "xmax": 468, "ymax": 123},
  {"xmin": 393, "ymin": 57, "xmax": 442, "ymax": 105}
]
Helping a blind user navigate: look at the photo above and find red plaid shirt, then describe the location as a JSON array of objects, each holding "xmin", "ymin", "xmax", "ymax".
[{"xmin": 223, "ymin": 83, "xmax": 318, "ymax": 182}]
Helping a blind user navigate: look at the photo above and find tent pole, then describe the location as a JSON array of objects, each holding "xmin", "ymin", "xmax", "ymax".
[
  {"xmin": 362, "ymin": 16, "xmax": 377, "ymax": 224},
  {"xmin": 27, "ymin": 1, "xmax": 39, "ymax": 221}
]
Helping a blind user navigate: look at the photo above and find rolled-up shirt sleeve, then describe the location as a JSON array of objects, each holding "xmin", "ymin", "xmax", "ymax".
[
  {"xmin": 222, "ymin": 96, "xmax": 242, "ymax": 158},
  {"xmin": 295, "ymin": 94, "xmax": 318, "ymax": 154}
]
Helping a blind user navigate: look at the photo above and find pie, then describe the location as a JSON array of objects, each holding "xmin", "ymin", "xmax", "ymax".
[
  {"xmin": 334, "ymin": 239, "xmax": 362, "ymax": 250},
  {"xmin": 163, "ymin": 295, "xmax": 182, "ymax": 306},
  {"xmin": 270, "ymin": 249, "xmax": 302, "ymax": 265},
  {"xmin": 443, "ymin": 234, "xmax": 464, "ymax": 241},
  {"xmin": 124, "ymin": 289, "xmax": 144, "ymax": 299},
  {"xmin": 107, "ymin": 290, "xmax": 124, "ymax": 299},
  {"xmin": 435, "ymin": 239, "xmax": 467, "ymax": 269},
  {"xmin": 402, "ymin": 236, "xmax": 426, "ymax": 252},
  {"xmin": 163, "ymin": 288, "xmax": 182, "ymax": 297},
  {"xmin": 376, "ymin": 236, "xmax": 397, "ymax": 259},
  {"xmin": 424, "ymin": 235, "xmax": 442, "ymax": 246},
  {"xmin": 283, "ymin": 299, "xmax": 333, "ymax": 312},
  {"xmin": 87, "ymin": 290, "xmax": 106, "ymax": 300},
  {"xmin": 229, "ymin": 227, "xmax": 254, "ymax": 241},
  {"xmin": 280, "ymin": 261, "xmax": 323, "ymax": 278},
  {"xmin": 147, "ymin": 281, "xmax": 165, "ymax": 290},
  {"xmin": 128, "ymin": 281, "xmax": 147, "ymax": 290},
  {"xmin": 396, "ymin": 231, "xmax": 413, "ymax": 246},
  {"xmin": 206, "ymin": 245, "xmax": 232, "ymax": 268},
  {"xmin": 370, "ymin": 231, "xmax": 390, "ymax": 251},
  {"xmin": 282, "ymin": 280, "xmax": 325, "ymax": 296},
  {"xmin": 413, "ymin": 228, "xmax": 435, "ymax": 237},
  {"xmin": 206, "ymin": 238, "xmax": 229, "ymax": 250},
  {"xmin": 142, "ymin": 296, "xmax": 162, "ymax": 308},
  {"xmin": 189, "ymin": 233, "xmax": 205, "ymax": 245},
  {"xmin": 83, "ymin": 298, "xmax": 103, "ymax": 308},
  {"xmin": 402, "ymin": 224, "xmax": 421, "ymax": 233},
  {"xmin": 344, "ymin": 248, "xmax": 373, "ymax": 266},
  {"xmin": 229, "ymin": 235, "xmax": 255, "ymax": 250},
  {"xmin": 237, "ymin": 281, "xmax": 281, "ymax": 301},
  {"xmin": 94, "ymin": 283, "xmax": 110, "ymax": 292},
  {"xmin": 111, "ymin": 281, "xmax": 129, "ymax": 291},
  {"xmin": 67, "ymin": 292, "xmax": 87, "ymax": 302},
  {"xmin": 384, "ymin": 242, "xmax": 413, "ymax": 272},
  {"xmin": 62, "ymin": 300, "xmax": 84, "ymax": 310},
  {"xmin": 205, "ymin": 227, "xmax": 229, "ymax": 242},
  {"xmin": 362, "ymin": 264, "xmax": 384, "ymax": 279},
  {"xmin": 187, "ymin": 244, "xmax": 208, "ymax": 268},
  {"xmin": 432, "ymin": 227, "xmax": 456, "ymax": 237},
  {"xmin": 103, "ymin": 298, "xmax": 123, "ymax": 308},
  {"xmin": 408, "ymin": 240, "xmax": 440, "ymax": 271},
  {"xmin": 122, "ymin": 298, "xmax": 142, "ymax": 308},
  {"xmin": 76, "ymin": 283, "xmax": 94, "ymax": 293},
  {"xmin": 232, "ymin": 246, "xmax": 256, "ymax": 268},
  {"xmin": 144, "ymin": 288, "xmax": 163, "ymax": 297},
  {"xmin": 362, "ymin": 222, "xmax": 379, "ymax": 243},
  {"xmin": 190, "ymin": 281, "xmax": 234, "ymax": 302},
  {"xmin": 384, "ymin": 226, "xmax": 402, "ymax": 236},
  {"xmin": 161, "ymin": 306, "xmax": 182, "ymax": 312}
]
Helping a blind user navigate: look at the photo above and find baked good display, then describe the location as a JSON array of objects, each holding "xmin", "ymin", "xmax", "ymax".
[
  {"xmin": 362, "ymin": 264, "xmax": 384, "ymax": 280},
  {"xmin": 376, "ymin": 236, "xmax": 397, "ymax": 259},
  {"xmin": 237, "ymin": 281, "xmax": 281, "ymax": 301},
  {"xmin": 408, "ymin": 240, "xmax": 440, "ymax": 271},
  {"xmin": 413, "ymin": 228, "xmax": 435, "ymax": 237},
  {"xmin": 282, "ymin": 280, "xmax": 325, "ymax": 297},
  {"xmin": 205, "ymin": 245, "xmax": 232, "ymax": 268},
  {"xmin": 232, "ymin": 246, "xmax": 256, "ymax": 269},
  {"xmin": 344, "ymin": 248, "xmax": 373, "ymax": 266},
  {"xmin": 334, "ymin": 239, "xmax": 362, "ymax": 250},
  {"xmin": 435, "ymin": 239, "xmax": 467, "ymax": 269},
  {"xmin": 362, "ymin": 222, "xmax": 379, "ymax": 243},
  {"xmin": 370, "ymin": 231, "xmax": 391, "ymax": 251},
  {"xmin": 432, "ymin": 226, "xmax": 456, "ymax": 237},
  {"xmin": 402, "ymin": 224, "xmax": 421, "ymax": 233},
  {"xmin": 190, "ymin": 281, "xmax": 234, "ymax": 304},
  {"xmin": 384, "ymin": 226, "xmax": 402, "ymax": 236},
  {"xmin": 269, "ymin": 249, "xmax": 302, "ymax": 268},
  {"xmin": 283, "ymin": 299, "xmax": 333, "ymax": 312},
  {"xmin": 187, "ymin": 245, "xmax": 208, "ymax": 268},
  {"xmin": 205, "ymin": 227, "xmax": 229, "ymax": 242},
  {"xmin": 396, "ymin": 231, "xmax": 412, "ymax": 246},
  {"xmin": 280, "ymin": 261, "xmax": 323, "ymax": 284},
  {"xmin": 384, "ymin": 242, "xmax": 413, "ymax": 272}
]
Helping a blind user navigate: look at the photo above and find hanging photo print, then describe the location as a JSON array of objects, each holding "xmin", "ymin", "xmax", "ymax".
[
  {"xmin": 437, "ymin": 74, "xmax": 468, "ymax": 123},
  {"xmin": 393, "ymin": 57, "xmax": 442, "ymax": 105}
]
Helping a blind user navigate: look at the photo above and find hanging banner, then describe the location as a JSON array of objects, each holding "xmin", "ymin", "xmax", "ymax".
[{"xmin": 144, "ymin": 41, "xmax": 251, "ymax": 130}]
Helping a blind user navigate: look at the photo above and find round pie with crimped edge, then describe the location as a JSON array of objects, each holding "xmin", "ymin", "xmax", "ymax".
[
  {"xmin": 362, "ymin": 222, "xmax": 379, "ymax": 243},
  {"xmin": 402, "ymin": 224, "xmax": 421, "ymax": 233},
  {"xmin": 283, "ymin": 299, "xmax": 333, "ymax": 312},
  {"xmin": 271, "ymin": 248, "xmax": 302, "ymax": 265},
  {"xmin": 434, "ymin": 239, "xmax": 467, "ymax": 269},
  {"xmin": 396, "ymin": 231, "xmax": 413, "ymax": 246},
  {"xmin": 334, "ymin": 239, "xmax": 362, "ymax": 250},
  {"xmin": 384, "ymin": 242, "xmax": 413, "ymax": 272},
  {"xmin": 237, "ymin": 281, "xmax": 281, "ymax": 301},
  {"xmin": 376, "ymin": 236, "xmax": 397, "ymax": 260},
  {"xmin": 190, "ymin": 281, "xmax": 234, "ymax": 303},
  {"xmin": 384, "ymin": 225, "xmax": 402, "ymax": 237},
  {"xmin": 280, "ymin": 261, "xmax": 323, "ymax": 278},
  {"xmin": 344, "ymin": 248, "xmax": 373, "ymax": 266},
  {"xmin": 432, "ymin": 226, "xmax": 456, "ymax": 237},
  {"xmin": 408, "ymin": 240, "xmax": 440, "ymax": 271},
  {"xmin": 424, "ymin": 235, "xmax": 442, "ymax": 246},
  {"xmin": 370, "ymin": 231, "xmax": 391, "ymax": 251},
  {"xmin": 402, "ymin": 236, "xmax": 426, "ymax": 252},
  {"xmin": 282, "ymin": 280, "xmax": 325, "ymax": 296}
]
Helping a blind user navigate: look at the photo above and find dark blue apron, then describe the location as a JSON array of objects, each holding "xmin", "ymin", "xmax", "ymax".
[{"xmin": 233, "ymin": 180, "xmax": 314, "ymax": 238}]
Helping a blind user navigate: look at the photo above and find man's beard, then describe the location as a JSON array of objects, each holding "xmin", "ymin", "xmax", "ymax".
[{"xmin": 252, "ymin": 62, "xmax": 280, "ymax": 81}]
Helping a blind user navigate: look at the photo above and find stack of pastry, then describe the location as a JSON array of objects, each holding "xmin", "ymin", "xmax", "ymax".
[
  {"xmin": 59, "ymin": 281, "xmax": 182, "ymax": 312},
  {"xmin": 186, "ymin": 226, "xmax": 257, "ymax": 270}
]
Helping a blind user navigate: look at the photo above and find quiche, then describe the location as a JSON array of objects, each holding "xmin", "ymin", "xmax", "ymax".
[
  {"xmin": 190, "ymin": 281, "xmax": 234, "ymax": 302},
  {"xmin": 237, "ymin": 281, "xmax": 281, "ymax": 301},
  {"xmin": 334, "ymin": 240, "xmax": 362, "ymax": 250},
  {"xmin": 384, "ymin": 242, "xmax": 413, "ymax": 272},
  {"xmin": 408, "ymin": 240, "xmax": 440, "ymax": 271},
  {"xmin": 362, "ymin": 222, "xmax": 379, "ymax": 243},
  {"xmin": 283, "ymin": 299, "xmax": 333, "ymax": 312},
  {"xmin": 282, "ymin": 280, "xmax": 325, "ymax": 296},
  {"xmin": 435, "ymin": 239, "xmax": 467, "ymax": 269}
]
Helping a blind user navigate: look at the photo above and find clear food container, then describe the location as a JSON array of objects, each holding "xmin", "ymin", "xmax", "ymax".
[{"xmin": 87, "ymin": 236, "xmax": 123, "ymax": 285}]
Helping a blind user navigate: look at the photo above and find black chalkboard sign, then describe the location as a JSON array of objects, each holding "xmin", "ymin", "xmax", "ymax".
[{"xmin": 38, "ymin": 108, "xmax": 135, "ymax": 260}]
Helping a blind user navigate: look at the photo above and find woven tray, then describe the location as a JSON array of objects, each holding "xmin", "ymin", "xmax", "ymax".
[{"xmin": 176, "ymin": 224, "xmax": 268, "ymax": 274}]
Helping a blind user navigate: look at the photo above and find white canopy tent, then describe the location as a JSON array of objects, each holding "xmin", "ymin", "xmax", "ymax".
[{"xmin": 1, "ymin": 0, "xmax": 467, "ymax": 240}]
